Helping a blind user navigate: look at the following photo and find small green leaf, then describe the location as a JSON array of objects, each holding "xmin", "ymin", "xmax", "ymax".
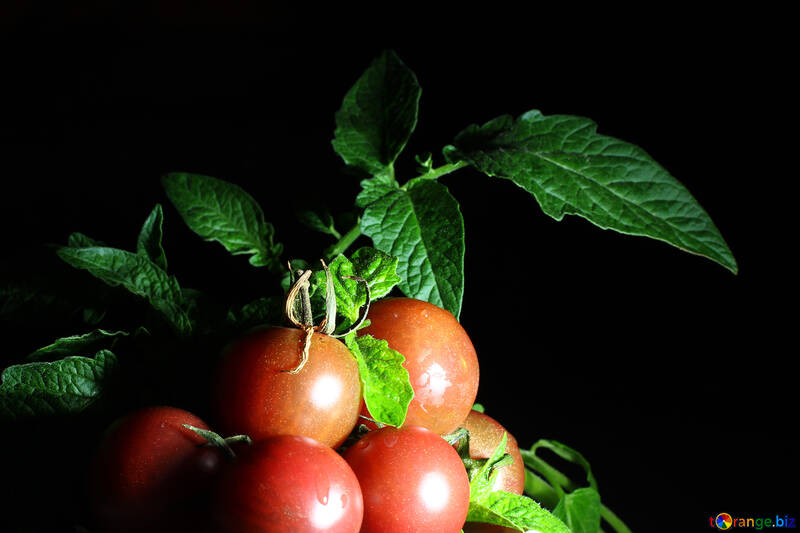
[
  {"xmin": 137, "ymin": 204, "xmax": 168, "ymax": 271},
  {"xmin": 446, "ymin": 109, "xmax": 737, "ymax": 273},
  {"xmin": 472, "ymin": 403, "xmax": 485, "ymax": 413},
  {"xmin": 332, "ymin": 50, "xmax": 421, "ymax": 179},
  {"xmin": 311, "ymin": 247, "xmax": 400, "ymax": 331},
  {"xmin": 57, "ymin": 246, "xmax": 191, "ymax": 335},
  {"xmin": 297, "ymin": 208, "xmax": 340, "ymax": 238},
  {"xmin": 162, "ymin": 173, "xmax": 283, "ymax": 269},
  {"xmin": 467, "ymin": 433, "xmax": 571, "ymax": 533},
  {"xmin": 27, "ymin": 329, "xmax": 129, "ymax": 362},
  {"xmin": 360, "ymin": 179, "xmax": 465, "ymax": 318},
  {"xmin": 0, "ymin": 350, "xmax": 118, "ymax": 421},
  {"xmin": 68, "ymin": 232, "xmax": 104, "ymax": 248},
  {"xmin": 226, "ymin": 296, "xmax": 284, "ymax": 330},
  {"xmin": 552, "ymin": 487, "xmax": 603, "ymax": 533},
  {"xmin": 344, "ymin": 333, "xmax": 413, "ymax": 428}
]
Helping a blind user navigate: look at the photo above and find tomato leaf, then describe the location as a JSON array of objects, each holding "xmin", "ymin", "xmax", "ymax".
[
  {"xmin": 332, "ymin": 49, "xmax": 421, "ymax": 180},
  {"xmin": 360, "ymin": 179, "xmax": 465, "ymax": 318},
  {"xmin": 296, "ymin": 208, "xmax": 339, "ymax": 238},
  {"xmin": 0, "ymin": 350, "xmax": 118, "ymax": 421},
  {"xmin": 26, "ymin": 329, "xmax": 129, "ymax": 362},
  {"xmin": 226, "ymin": 296, "xmax": 284, "ymax": 331},
  {"xmin": 137, "ymin": 204, "xmax": 168, "ymax": 271},
  {"xmin": 311, "ymin": 247, "xmax": 400, "ymax": 332},
  {"xmin": 344, "ymin": 333, "xmax": 413, "ymax": 428},
  {"xmin": 57, "ymin": 245, "xmax": 192, "ymax": 335},
  {"xmin": 445, "ymin": 109, "xmax": 737, "ymax": 274},
  {"xmin": 467, "ymin": 433, "xmax": 571, "ymax": 533},
  {"xmin": 552, "ymin": 487, "xmax": 603, "ymax": 533},
  {"xmin": 162, "ymin": 172, "xmax": 283, "ymax": 269}
]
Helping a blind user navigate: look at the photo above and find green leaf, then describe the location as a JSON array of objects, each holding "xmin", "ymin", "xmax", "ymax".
[
  {"xmin": 552, "ymin": 487, "xmax": 603, "ymax": 533},
  {"xmin": 472, "ymin": 403, "xmax": 485, "ymax": 413},
  {"xmin": 0, "ymin": 350, "xmax": 118, "ymax": 421},
  {"xmin": 68, "ymin": 232, "xmax": 104, "ymax": 248},
  {"xmin": 162, "ymin": 173, "xmax": 283, "ymax": 268},
  {"xmin": 446, "ymin": 109, "xmax": 737, "ymax": 274},
  {"xmin": 311, "ymin": 247, "xmax": 401, "ymax": 331},
  {"xmin": 137, "ymin": 204, "xmax": 168, "ymax": 271},
  {"xmin": 226, "ymin": 296, "xmax": 284, "ymax": 330},
  {"xmin": 467, "ymin": 434, "xmax": 571, "ymax": 533},
  {"xmin": 297, "ymin": 208, "xmax": 340, "ymax": 238},
  {"xmin": 57, "ymin": 246, "xmax": 192, "ymax": 335},
  {"xmin": 332, "ymin": 50, "xmax": 421, "ymax": 179},
  {"xmin": 360, "ymin": 179, "xmax": 465, "ymax": 318},
  {"xmin": 27, "ymin": 329, "xmax": 129, "ymax": 362},
  {"xmin": 344, "ymin": 333, "xmax": 413, "ymax": 428}
]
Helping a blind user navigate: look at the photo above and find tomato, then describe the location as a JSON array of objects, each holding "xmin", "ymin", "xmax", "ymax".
[
  {"xmin": 343, "ymin": 425, "xmax": 470, "ymax": 533},
  {"xmin": 214, "ymin": 326, "xmax": 361, "ymax": 448},
  {"xmin": 213, "ymin": 434, "xmax": 363, "ymax": 532},
  {"xmin": 359, "ymin": 297, "xmax": 480, "ymax": 435},
  {"xmin": 89, "ymin": 406, "xmax": 222, "ymax": 533},
  {"xmin": 461, "ymin": 409, "xmax": 525, "ymax": 494},
  {"xmin": 459, "ymin": 410, "xmax": 526, "ymax": 533}
]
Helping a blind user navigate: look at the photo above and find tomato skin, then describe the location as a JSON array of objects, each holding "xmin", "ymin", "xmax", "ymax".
[
  {"xmin": 214, "ymin": 326, "xmax": 361, "ymax": 448},
  {"xmin": 359, "ymin": 298, "xmax": 479, "ymax": 435},
  {"xmin": 213, "ymin": 435, "xmax": 364, "ymax": 533},
  {"xmin": 89, "ymin": 406, "xmax": 222, "ymax": 533},
  {"xmin": 461, "ymin": 410, "xmax": 526, "ymax": 494},
  {"xmin": 343, "ymin": 426, "xmax": 470, "ymax": 533}
]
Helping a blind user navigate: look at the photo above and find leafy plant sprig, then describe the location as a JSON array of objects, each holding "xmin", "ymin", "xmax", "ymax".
[{"xmin": 0, "ymin": 48, "xmax": 736, "ymax": 532}]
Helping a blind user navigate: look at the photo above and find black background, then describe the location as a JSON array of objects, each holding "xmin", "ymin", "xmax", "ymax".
[{"xmin": 1, "ymin": 5, "xmax": 795, "ymax": 532}]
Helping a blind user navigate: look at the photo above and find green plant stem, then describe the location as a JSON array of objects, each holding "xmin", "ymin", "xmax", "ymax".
[
  {"xmin": 324, "ymin": 219, "xmax": 362, "ymax": 259},
  {"xmin": 521, "ymin": 451, "xmax": 634, "ymax": 533},
  {"xmin": 408, "ymin": 160, "xmax": 468, "ymax": 183}
]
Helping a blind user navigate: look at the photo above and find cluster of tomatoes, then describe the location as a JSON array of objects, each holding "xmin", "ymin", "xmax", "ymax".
[{"xmin": 89, "ymin": 298, "xmax": 526, "ymax": 532}]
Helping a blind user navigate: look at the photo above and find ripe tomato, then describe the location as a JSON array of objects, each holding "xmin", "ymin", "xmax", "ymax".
[
  {"xmin": 214, "ymin": 326, "xmax": 361, "ymax": 448},
  {"xmin": 359, "ymin": 298, "xmax": 479, "ymax": 435},
  {"xmin": 461, "ymin": 409, "xmax": 525, "ymax": 494},
  {"xmin": 343, "ymin": 425, "xmax": 470, "ymax": 533},
  {"xmin": 89, "ymin": 406, "xmax": 222, "ymax": 533},
  {"xmin": 213, "ymin": 435, "xmax": 363, "ymax": 532}
]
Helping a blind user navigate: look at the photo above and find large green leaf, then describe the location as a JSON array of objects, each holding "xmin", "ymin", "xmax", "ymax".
[
  {"xmin": 360, "ymin": 179, "xmax": 464, "ymax": 318},
  {"xmin": 27, "ymin": 329, "xmax": 128, "ymax": 362},
  {"xmin": 445, "ymin": 110, "xmax": 737, "ymax": 273},
  {"xmin": 332, "ymin": 50, "xmax": 421, "ymax": 179},
  {"xmin": 0, "ymin": 350, "xmax": 118, "ymax": 421},
  {"xmin": 162, "ymin": 172, "xmax": 282, "ymax": 268},
  {"xmin": 57, "ymin": 245, "xmax": 191, "ymax": 335}
]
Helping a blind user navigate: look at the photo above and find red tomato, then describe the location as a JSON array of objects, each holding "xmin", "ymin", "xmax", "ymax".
[
  {"xmin": 213, "ymin": 435, "xmax": 363, "ymax": 533},
  {"xmin": 343, "ymin": 426, "xmax": 470, "ymax": 533},
  {"xmin": 214, "ymin": 326, "xmax": 361, "ymax": 448},
  {"xmin": 89, "ymin": 406, "xmax": 222, "ymax": 533},
  {"xmin": 359, "ymin": 298, "xmax": 479, "ymax": 435},
  {"xmin": 461, "ymin": 409, "xmax": 526, "ymax": 494}
]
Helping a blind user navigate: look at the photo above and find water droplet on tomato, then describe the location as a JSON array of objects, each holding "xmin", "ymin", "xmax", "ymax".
[
  {"xmin": 383, "ymin": 433, "xmax": 399, "ymax": 448},
  {"xmin": 315, "ymin": 469, "xmax": 330, "ymax": 506}
]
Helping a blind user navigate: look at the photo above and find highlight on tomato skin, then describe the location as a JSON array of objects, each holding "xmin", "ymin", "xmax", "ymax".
[
  {"xmin": 88, "ymin": 406, "xmax": 224, "ymax": 533},
  {"xmin": 460, "ymin": 409, "xmax": 526, "ymax": 495},
  {"xmin": 213, "ymin": 326, "xmax": 362, "ymax": 449},
  {"xmin": 343, "ymin": 425, "xmax": 471, "ymax": 533},
  {"xmin": 358, "ymin": 297, "xmax": 480, "ymax": 435},
  {"xmin": 213, "ymin": 434, "xmax": 364, "ymax": 533}
]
